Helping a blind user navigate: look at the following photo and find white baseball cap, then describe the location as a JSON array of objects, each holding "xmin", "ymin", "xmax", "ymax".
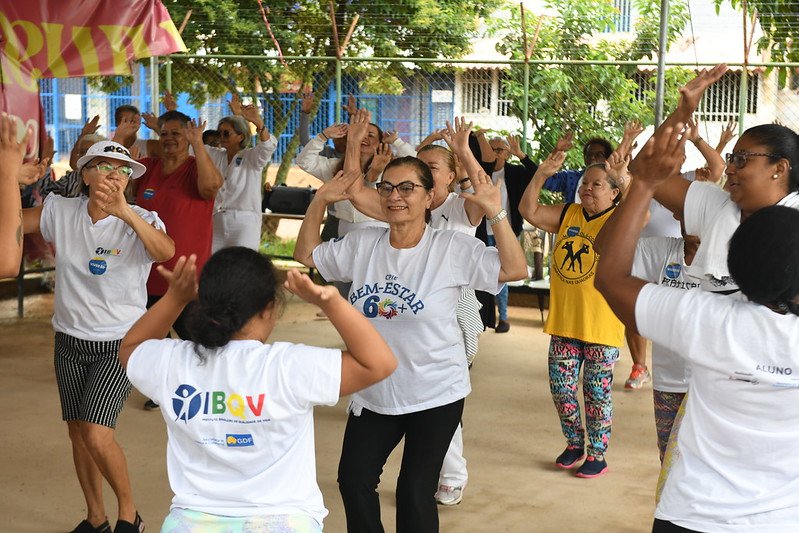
[{"xmin": 76, "ymin": 140, "xmax": 147, "ymax": 179}]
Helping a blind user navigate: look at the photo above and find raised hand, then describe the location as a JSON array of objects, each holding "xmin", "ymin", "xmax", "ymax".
[
  {"xmin": 300, "ymin": 86, "xmax": 314, "ymax": 114},
  {"xmin": 347, "ymin": 108, "xmax": 371, "ymax": 145},
  {"xmin": 441, "ymin": 116, "xmax": 473, "ymax": 157},
  {"xmin": 185, "ymin": 119, "xmax": 206, "ymax": 147},
  {"xmin": 241, "ymin": 104, "xmax": 264, "ymax": 129},
  {"xmin": 18, "ymin": 158, "xmax": 49, "ymax": 186},
  {"xmin": 507, "ymin": 135, "xmax": 525, "ymax": 158},
  {"xmin": 342, "ymin": 94, "xmax": 358, "ymax": 116},
  {"xmin": 315, "ymin": 168, "xmax": 363, "ymax": 204},
  {"xmin": 535, "ymin": 150, "xmax": 567, "ymax": 179},
  {"xmin": 677, "ymin": 65, "xmax": 727, "ymax": 116},
  {"xmin": 368, "ymin": 143, "xmax": 392, "ymax": 178},
  {"xmin": 382, "ymin": 130, "xmax": 399, "ymax": 145},
  {"xmin": 623, "ymin": 120, "xmax": 644, "ymax": 142},
  {"xmin": 629, "ymin": 123, "xmax": 688, "ymax": 188},
  {"xmin": 717, "ymin": 118, "xmax": 737, "ymax": 151},
  {"xmin": 684, "ymin": 116, "xmax": 700, "ymax": 143},
  {"xmin": 81, "ymin": 115, "xmax": 101, "ymax": 138},
  {"xmin": 284, "ymin": 268, "xmax": 340, "ymax": 308},
  {"xmin": 141, "ymin": 112, "xmax": 159, "ymax": 132},
  {"xmin": 555, "ymin": 131, "xmax": 574, "ymax": 152},
  {"xmin": 322, "ymin": 123, "xmax": 348, "ymax": 139},
  {"xmin": 158, "ymin": 254, "xmax": 198, "ymax": 304},
  {"xmin": 163, "ymin": 90, "xmax": 178, "ymax": 112},
  {"xmin": 95, "ymin": 175, "xmax": 129, "ymax": 218},
  {"xmin": 605, "ymin": 150, "xmax": 631, "ymax": 190},
  {"xmin": 113, "ymin": 114, "xmax": 140, "ymax": 143},
  {"xmin": 41, "ymin": 134, "xmax": 55, "ymax": 163},
  {"xmin": 228, "ymin": 92, "xmax": 243, "ymax": 116},
  {"xmin": 460, "ymin": 169, "xmax": 501, "ymax": 217}
]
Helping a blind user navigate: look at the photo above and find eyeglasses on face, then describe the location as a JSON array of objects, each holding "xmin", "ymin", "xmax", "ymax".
[
  {"xmin": 90, "ymin": 162, "xmax": 133, "ymax": 178},
  {"xmin": 376, "ymin": 181, "xmax": 427, "ymax": 197},
  {"xmin": 725, "ymin": 151, "xmax": 781, "ymax": 169},
  {"xmin": 220, "ymin": 129, "xmax": 240, "ymax": 138}
]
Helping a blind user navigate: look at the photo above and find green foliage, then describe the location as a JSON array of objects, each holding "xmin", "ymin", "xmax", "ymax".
[
  {"xmin": 715, "ymin": 0, "xmax": 799, "ymax": 87},
  {"xmin": 491, "ymin": 0, "xmax": 693, "ymax": 167}
]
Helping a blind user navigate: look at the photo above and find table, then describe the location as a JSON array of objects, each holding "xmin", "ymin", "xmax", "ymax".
[{"xmin": 508, "ymin": 278, "xmax": 551, "ymax": 323}]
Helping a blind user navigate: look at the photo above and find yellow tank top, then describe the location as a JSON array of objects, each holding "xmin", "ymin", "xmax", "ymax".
[{"xmin": 544, "ymin": 203, "xmax": 625, "ymax": 347}]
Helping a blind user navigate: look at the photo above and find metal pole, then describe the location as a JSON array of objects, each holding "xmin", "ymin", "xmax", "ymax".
[
  {"xmin": 165, "ymin": 57, "xmax": 173, "ymax": 94},
  {"xmin": 522, "ymin": 60, "xmax": 530, "ymax": 147},
  {"xmin": 654, "ymin": 0, "xmax": 670, "ymax": 126},
  {"xmin": 150, "ymin": 56, "xmax": 159, "ymax": 115},
  {"xmin": 335, "ymin": 59, "xmax": 342, "ymax": 123}
]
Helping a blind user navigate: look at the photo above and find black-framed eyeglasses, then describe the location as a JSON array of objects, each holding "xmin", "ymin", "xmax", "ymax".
[
  {"xmin": 90, "ymin": 162, "xmax": 133, "ymax": 178},
  {"xmin": 376, "ymin": 181, "xmax": 427, "ymax": 197},
  {"xmin": 220, "ymin": 130, "xmax": 239, "ymax": 138},
  {"xmin": 725, "ymin": 151, "xmax": 782, "ymax": 169}
]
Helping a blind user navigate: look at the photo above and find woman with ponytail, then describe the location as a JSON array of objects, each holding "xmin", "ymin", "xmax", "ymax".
[{"xmin": 118, "ymin": 249, "xmax": 396, "ymax": 532}]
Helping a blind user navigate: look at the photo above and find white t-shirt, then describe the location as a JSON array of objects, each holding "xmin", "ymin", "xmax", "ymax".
[
  {"xmin": 207, "ymin": 137, "xmax": 277, "ymax": 214},
  {"xmin": 632, "ymin": 237, "xmax": 701, "ymax": 392},
  {"xmin": 132, "ymin": 138, "xmax": 149, "ymax": 158},
  {"xmin": 313, "ymin": 226, "xmax": 502, "ymax": 414},
  {"xmin": 126, "ymin": 339, "xmax": 341, "ymax": 523},
  {"xmin": 429, "ymin": 193, "xmax": 476, "ymax": 235},
  {"xmin": 637, "ymin": 284, "xmax": 799, "ymax": 531},
  {"xmin": 40, "ymin": 194, "xmax": 163, "ymax": 340},
  {"xmin": 487, "ymin": 168, "xmax": 509, "ymax": 237}
]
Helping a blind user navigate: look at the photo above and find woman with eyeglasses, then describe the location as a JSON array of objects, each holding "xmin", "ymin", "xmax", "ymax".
[
  {"xmin": 652, "ymin": 66, "xmax": 799, "ymax": 294},
  {"xmin": 293, "ymin": 149, "xmax": 527, "ymax": 531},
  {"xmin": 21, "ymin": 140, "xmax": 174, "ymax": 533},
  {"xmin": 206, "ymin": 96, "xmax": 277, "ymax": 252}
]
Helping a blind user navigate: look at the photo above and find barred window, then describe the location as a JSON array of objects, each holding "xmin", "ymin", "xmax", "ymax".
[
  {"xmin": 498, "ymin": 72, "xmax": 513, "ymax": 117},
  {"xmin": 462, "ymin": 69, "xmax": 492, "ymax": 114},
  {"xmin": 613, "ymin": 0, "xmax": 632, "ymax": 32},
  {"xmin": 697, "ymin": 71, "xmax": 758, "ymax": 122}
]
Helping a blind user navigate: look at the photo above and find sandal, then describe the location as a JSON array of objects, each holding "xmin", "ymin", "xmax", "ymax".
[
  {"xmin": 71, "ymin": 519, "xmax": 112, "ymax": 533},
  {"xmin": 113, "ymin": 512, "xmax": 144, "ymax": 533}
]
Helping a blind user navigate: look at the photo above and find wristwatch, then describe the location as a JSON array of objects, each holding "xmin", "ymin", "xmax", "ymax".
[{"xmin": 488, "ymin": 209, "xmax": 508, "ymax": 226}]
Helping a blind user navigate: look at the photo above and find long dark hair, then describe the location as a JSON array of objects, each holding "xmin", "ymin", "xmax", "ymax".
[{"xmin": 185, "ymin": 247, "xmax": 281, "ymax": 360}]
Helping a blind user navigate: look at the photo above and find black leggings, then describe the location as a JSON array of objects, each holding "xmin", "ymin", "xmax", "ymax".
[
  {"xmin": 338, "ymin": 399, "xmax": 464, "ymax": 533},
  {"xmin": 652, "ymin": 519, "xmax": 700, "ymax": 532}
]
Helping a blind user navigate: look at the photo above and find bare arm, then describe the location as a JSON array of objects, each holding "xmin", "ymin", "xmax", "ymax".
[
  {"xmin": 120, "ymin": 255, "xmax": 197, "ymax": 367},
  {"xmin": 187, "ymin": 120, "xmax": 224, "ymax": 200},
  {"xmin": 616, "ymin": 120, "xmax": 645, "ymax": 159},
  {"xmin": 518, "ymin": 150, "xmax": 568, "ymax": 234},
  {"xmin": 70, "ymin": 116, "xmax": 100, "ymax": 170},
  {"xmin": 0, "ymin": 115, "xmax": 28, "ymax": 277},
  {"xmin": 474, "ymin": 129, "xmax": 496, "ymax": 164},
  {"xmin": 595, "ymin": 124, "xmax": 688, "ymax": 333},
  {"xmin": 416, "ymin": 129, "xmax": 444, "ymax": 151},
  {"xmin": 441, "ymin": 117, "xmax": 488, "ymax": 226},
  {"xmin": 283, "ymin": 270, "xmax": 397, "ymax": 395}
]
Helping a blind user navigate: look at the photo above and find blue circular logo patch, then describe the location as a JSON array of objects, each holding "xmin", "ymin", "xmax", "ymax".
[
  {"xmin": 566, "ymin": 226, "xmax": 580, "ymax": 237},
  {"xmin": 664, "ymin": 263, "xmax": 682, "ymax": 279},
  {"xmin": 143, "ymin": 188, "xmax": 155, "ymax": 199},
  {"xmin": 88, "ymin": 257, "xmax": 107, "ymax": 275}
]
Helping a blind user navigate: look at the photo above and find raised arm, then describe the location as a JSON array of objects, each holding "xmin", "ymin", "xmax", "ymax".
[
  {"xmin": 240, "ymin": 103, "xmax": 271, "ymax": 143},
  {"xmin": 595, "ymin": 123, "xmax": 687, "ymax": 332},
  {"xmin": 95, "ymin": 180, "xmax": 175, "ymax": 262},
  {"xmin": 474, "ymin": 129, "xmax": 496, "ymax": 165},
  {"xmin": 442, "ymin": 117, "xmax": 487, "ymax": 225},
  {"xmin": 461, "ymin": 170, "xmax": 528, "ymax": 282},
  {"xmin": 186, "ymin": 120, "xmax": 224, "ymax": 200},
  {"xmin": 296, "ymin": 123, "xmax": 346, "ymax": 181},
  {"xmin": 284, "ymin": 269, "xmax": 397, "ymax": 395},
  {"xmin": 715, "ymin": 118, "xmax": 737, "ymax": 154},
  {"xmin": 616, "ymin": 120, "xmax": 645, "ymax": 159},
  {"xmin": 293, "ymin": 169, "xmax": 362, "ymax": 267},
  {"xmin": 518, "ymin": 150, "xmax": 568, "ymax": 233},
  {"xmin": 299, "ymin": 87, "xmax": 314, "ymax": 147},
  {"xmin": 0, "ymin": 115, "xmax": 28, "ymax": 277},
  {"xmin": 70, "ymin": 116, "xmax": 100, "ymax": 170},
  {"xmin": 416, "ymin": 129, "xmax": 445, "ymax": 151},
  {"xmin": 119, "ymin": 255, "xmax": 197, "ymax": 367},
  {"xmin": 344, "ymin": 109, "xmax": 371, "ymax": 173},
  {"xmin": 685, "ymin": 117, "xmax": 725, "ymax": 182}
]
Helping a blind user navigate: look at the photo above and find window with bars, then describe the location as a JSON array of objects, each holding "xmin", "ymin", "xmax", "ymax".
[
  {"xmin": 613, "ymin": 0, "xmax": 632, "ymax": 32},
  {"xmin": 498, "ymin": 72, "xmax": 513, "ymax": 117},
  {"xmin": 462, "ymin": 69, "xmax": 492, "ymax": 114}
]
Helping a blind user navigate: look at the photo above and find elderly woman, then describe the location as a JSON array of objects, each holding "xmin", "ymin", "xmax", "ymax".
[
  {"xmin": 22, "ymin": 140, "xmax": 175, "ymax": 533},
  {"xmin": 207, "ymin": 99, "xmax": 277, "ymax": 252},
  {"xmin": 519, "ymin": 149, "xmax": 628, "ymax": 478},
  {"xmin": 294, "ymin": 149, "xmax": 527, "ymax": 531},
  {"xmin": 596, "ymin": 121, "xmax": 799, "ymax": 532}
]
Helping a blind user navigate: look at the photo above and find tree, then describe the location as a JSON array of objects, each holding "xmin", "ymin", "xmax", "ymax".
[
  {"xmin": 95, "ymin": 0, "xmax": 499, "ymax": 182},
  {"xmin": 490, "ymin": 0, "xmax": 694, "ymax": 167}
]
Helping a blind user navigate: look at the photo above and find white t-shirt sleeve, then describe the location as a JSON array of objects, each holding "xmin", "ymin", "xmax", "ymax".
[
  {"xmin": 683, "ymin": 181, "xmax": 728, "ymax": 238},
  {"xmin": 126, "ymin": 338, "xmax": 178, "ymax": 400},
  {"xmin": 632, "ymin": 237, "xmax": 676, "ymax": 282},
  {"xmin": 275, "ymin": 343, "xmax": 341, "ymax": 408},
  {"xmin": 312, "ymin": 231, "xmax": 369, "ymax": 283},
  {"xmin": 448, "ymin": 232, "xmax": 503, "ymax": 294},
  {"xmin": 39, "ymin": 192, "xmax": 59, "ymax": 243}
]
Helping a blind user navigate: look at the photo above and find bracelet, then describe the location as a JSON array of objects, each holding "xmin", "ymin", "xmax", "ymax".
[
  {"xmin": 692, "ymin": 137, "xmax": 703, "ymax": 144},
  {"xmin": 320, "ymin": 132, "xmax": 328, "ymax": 141},
  {"xmin": 458, "ymin": 177, "xmax": 471, "ymax": 184},
  {"xmin": 487, "ymin": 209, "xmax": 507, "ymax": 226}
]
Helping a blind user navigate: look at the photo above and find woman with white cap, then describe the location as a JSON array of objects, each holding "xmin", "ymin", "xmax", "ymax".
[{"xmin": 22, "ymin": 140, "xmax": 174, "ymax": 533}]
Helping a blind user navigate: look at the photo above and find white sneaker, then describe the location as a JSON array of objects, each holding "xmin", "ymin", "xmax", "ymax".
[{"xmin": 435, "ymin": 484, "xmax": 464, "ymax": 506}]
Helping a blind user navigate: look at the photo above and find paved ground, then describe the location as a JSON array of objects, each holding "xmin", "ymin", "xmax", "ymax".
[{"xmin": 0, "ymin": 290, "xmax": 660, "ymax": 533}]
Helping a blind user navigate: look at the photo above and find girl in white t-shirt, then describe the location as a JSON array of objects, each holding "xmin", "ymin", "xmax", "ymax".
[
  {"xmin": 118, "ymin": 249, "xmax": 396, "ymax": 532},
  {"xmin": 597, "ymin": 122, "xmax": 799, "ymax": 532},
  {"xmin": 293, "ymin": 127, "xmax": 528, "ymax": 531}
]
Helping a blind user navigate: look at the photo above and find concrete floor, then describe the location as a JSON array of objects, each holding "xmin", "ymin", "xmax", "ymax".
[{"xmin": 0, "ymin": 291, "xmax": 660, "ymax": 533}]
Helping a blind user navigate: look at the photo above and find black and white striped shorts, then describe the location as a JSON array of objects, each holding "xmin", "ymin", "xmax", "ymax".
[{"xmin": 53, "ymin": 332, "xmax": 132, "ymax": 428}]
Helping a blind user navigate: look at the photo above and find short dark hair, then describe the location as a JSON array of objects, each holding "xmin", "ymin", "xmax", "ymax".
[
  {"xmin": 582, "ymin": 138, "xmax": 614, "ymax": 160},
  {"xmin": 114, "ymin": 105, "xmax": 140, "ymax": 125},
  {"xmin": 157, "ymin": 110, "xmax": 191, "ymax": 128},
  {"xmin": 741, "ymin": 124, "xmax": 799, "ymax": 192},
  {"xmin": 185, "ymin": 247, "xmax": 281, "ymax": 360},
  {"xmin": 728, "ymin": 205, "xmax": 799, "ymax": 312}
]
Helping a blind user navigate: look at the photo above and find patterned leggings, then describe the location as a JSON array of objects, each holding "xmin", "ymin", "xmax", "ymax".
[
  {"xmin": 548, "ymin": 335, "xmax": 619, "ymax": 459},
  {"xmin": 653, "ymin": 390, "xmax": 686, "ymax": 464}
]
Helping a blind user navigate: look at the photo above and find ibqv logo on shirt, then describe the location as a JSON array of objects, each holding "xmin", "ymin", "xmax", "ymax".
[{"xmin": 226, "ymin": 434, "xmax": 254, "ymax": 447}]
